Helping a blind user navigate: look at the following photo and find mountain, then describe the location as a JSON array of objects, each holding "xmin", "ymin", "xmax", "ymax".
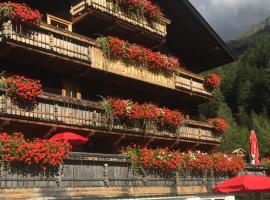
[
  {"xmin": 228, "ymin": 16, "xmax": 270, "ymax": 54},
  {"xmin": 199, "ymin": 17, "xmax": 270, "ymax": 155}
]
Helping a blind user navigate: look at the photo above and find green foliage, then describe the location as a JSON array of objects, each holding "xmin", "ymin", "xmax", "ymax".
[{"xmin": 201, "ymin": 31, "xmax": 270, "ymax": 156}]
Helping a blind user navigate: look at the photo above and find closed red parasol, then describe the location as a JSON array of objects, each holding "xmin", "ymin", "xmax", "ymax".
[
  {"xmin": 250, "ymin": 130, "xmax": 260, "ymax": 165},
  {"xmin": 49, "ymin": 132, "xmax": 89, "ymax": 146},
  {"xmin": 213, "ymin": 175, "xmax": 270, "ymax": 193}
]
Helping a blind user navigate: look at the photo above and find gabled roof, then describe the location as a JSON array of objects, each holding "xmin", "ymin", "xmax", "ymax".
[{"xmin": 159, "ymin": 0, "xmax": 237, "ymax": 72}]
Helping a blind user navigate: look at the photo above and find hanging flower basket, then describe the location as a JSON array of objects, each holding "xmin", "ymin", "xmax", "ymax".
[
  {"xmin": 5, "ymin": 75, "xmax": 43, "ymax": 107},
  {"xmin": 208, "ymin": 117, "xmax": 228, "ymax": 133},
  {"xmin": 204, "ymin": 73, "xmax": 221, "ymax": 91},
  {"xmin": 112, "ymin": 0, "xmax": 163, "ymax": 23},
  {"xmin": 0, "ymin": 2, "xmax": 41, "ymax": 25}
]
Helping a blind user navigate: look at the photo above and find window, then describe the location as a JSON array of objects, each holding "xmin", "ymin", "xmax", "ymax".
[{"xmin": 47, "ymin": 14, "xmax": 72, "ymax": 31}]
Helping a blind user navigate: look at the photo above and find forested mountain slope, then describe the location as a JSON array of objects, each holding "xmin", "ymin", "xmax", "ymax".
[
  {"xmin": 228, "ymin": 16, "xmax": 270, "ymax": 54},
  {"xmin": 200, "ymin": 16, "xmax": 270, "ymax": 156}
]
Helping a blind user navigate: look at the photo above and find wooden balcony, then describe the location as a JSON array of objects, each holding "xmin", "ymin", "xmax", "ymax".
[
  {"xmin": 0, "ymin": 152, "xmax": 227, "ymax": 199},
  {"xmin": 70, "ymin": 0, "xmax": 170, "ymax": 46},
  {"xmin": 0, "ymin": 20, "xmax": 211, "ymax": 99},
  {"xmin": 0, "ymin": 90, "xmax": 220, "ymax": 147}
]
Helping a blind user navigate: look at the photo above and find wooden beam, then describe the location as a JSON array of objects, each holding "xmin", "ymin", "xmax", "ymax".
[
  {"xmin": 0, "ymin": 45, "xmax": 11, "ymax": 56},
  {"xmin": 0, "ymin": 119, "xmax": 10, "ymax": 131},
  {"xmin": 190, "ymin": 143, "xmax": 199, "ymax": 150},
  {"xmin": 170, "ymin": 140, "xmax": 180, "ymax": 149},
  {"xmin": 87, "ymin": 130, "xmax": 96, "ymax": 138},
  {"xmin": 72, "ymin": 12, "xmax": 90, "ymax": 24},
  {"xmin": 43, "ymin": 126, "xmax": 58, "ymax": 139},
  {"xmin": 144, "ymin": 137, "xmax": 155, "ymax": 146},
  {"xmin": 114, "ymin": 135, "xmax": 126, "ymax": 148}
]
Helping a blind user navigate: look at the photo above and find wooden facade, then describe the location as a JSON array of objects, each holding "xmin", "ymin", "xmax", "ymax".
[
  {"xmin": 0, "ymin": 89, "xmax": 220, "ymax": 152},
  {"xmin": 0, "ymin": 0, "xmax": 238, "ymax": 198},
  {"xmin": 0, "ymin": 20, "xmax": 211, "ymax": 99}
]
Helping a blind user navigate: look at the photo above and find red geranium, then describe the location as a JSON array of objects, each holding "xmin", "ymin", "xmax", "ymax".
[
  {"xmin": 208, "ymin": 117, "xmax": 228, "ymax": 133},
  {"xmin": 0, "ymin": 132, "xmax": 71, "ymax": 171},
  {"xmin": 116, "ymin": 0, "xmax": 162, "ymax": 22},
  {"xmin": 204, "ymin": 74, "xmax": 221, "ymax": 90},
  {"xmin": 103, "ymin": 97, "xmax": 184, "ymax": 130},
  {"xmin": 0, "ymin": 2, "xmax": 41, "ymax": 25},
  {"xmin": 5, "ymin": 75, "xmax": 43, "ymax": 105},
  {"xmin": 122, "ymin": 146, "xmax": 245, "ymax": 176},
  {"xmin": 98, "ymin": 36, "xmax": 180, "ymax": 75},
  {"xmin": 261, "ymin": 158, "xmax": 270, "ymax": 167}
]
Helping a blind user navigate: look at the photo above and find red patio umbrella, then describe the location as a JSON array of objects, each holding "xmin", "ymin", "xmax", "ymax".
[
  {"xmin": 213, "ymin": 175, "xmax": 270, "ymax": 194},
  {"xmin": 250, "ymin": 130, "xmax": 260, "ymax": 165},
  {"xmin": 49, "ymin": 132, "xmax": 89, "ymax": 146}
]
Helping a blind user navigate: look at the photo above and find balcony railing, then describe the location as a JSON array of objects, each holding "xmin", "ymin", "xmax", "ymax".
[
  {"xmin": 70, "ymin": 0, "xmax": 169, "ymax": 37},
  {"xmin": 176, "ymin": 70, "xmax": 212, "ymax": 97},
  {"xmin": 0, "ymin": 152, "xmax": 226, "ymax": 192},
  {"xmin": 0, "ymin": 20, "xmax": 211, "ymax": 98},
  {"xmin": 0, "ymin": 152, "xmax": 266, "ymax": 199},
  {"xmin": 0, "ymin": 91, "xmax": 220, "ymax": 143}
]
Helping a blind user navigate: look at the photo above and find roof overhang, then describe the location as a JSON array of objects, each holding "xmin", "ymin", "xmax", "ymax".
[{"xmin": 158, "ymin": 0, "xmax": 237, "ymax": 72}]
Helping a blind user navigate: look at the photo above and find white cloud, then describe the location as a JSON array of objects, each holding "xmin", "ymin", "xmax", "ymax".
[{"xmin": 189, "ymin": 0, "xmax": 270, "ymax": 40}]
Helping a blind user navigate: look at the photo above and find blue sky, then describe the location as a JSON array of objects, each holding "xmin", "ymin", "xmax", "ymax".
[{"xmin": 189, "ymin": 0, "xmax": 270, "ymax": 41}]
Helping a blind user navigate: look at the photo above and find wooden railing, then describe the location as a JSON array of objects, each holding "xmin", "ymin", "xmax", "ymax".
[
  {"xmin": 0, "ymin": 20, "xmax": 93, "ymax": 62},
  {"xmin": 70, "ymin": 0, "xmax": 169, "ymax": 37},
  {"xmin": 0, "ymin": 91, "xmax": 220, "ymax": 143},
  {"xmin": 176, "ymin": 71, "xmax": 212, "ymax": 97},
  {"xmin": 0, "ymin": 152, "xmax": 227, "ymax": 189},
  {"xmin": 0, "ymin": 20, "xmax": 211, "ymax": 97}
]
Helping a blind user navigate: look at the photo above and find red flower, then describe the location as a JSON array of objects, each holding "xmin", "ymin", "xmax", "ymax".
[
  {"xmin": 0, "ymin": 132, "xmax": 71, "ymax": 170},
  {"xmin": 208, "ymin": 117, "xmax": 228, "ymax": 133},
  {"xmin": 104, "ymin": 97, "xmax": 183, "ymax": 130},
  {"xmin": 204, "ymin": 74, "xmax": 221, "ymax": 90},
  {"xmin": 116, "ymin": 0, "xmax": 162, "ymax": 22},
  {"xmin": 0, "ymin": 2, "xmax": 41, "ymax": 25},
  {"xmin": 122, "ymin": 146, "xmax": 245, "ymax": 176},
  {"xmin": 5, "ymin": 75, "xmax": 43, "ymax": 105},
  {"xmin": 99, "ymin": 36, "xmax": 181, "ymax": 75}
]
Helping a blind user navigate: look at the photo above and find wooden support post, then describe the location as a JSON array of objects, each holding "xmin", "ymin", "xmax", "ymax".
[
  {"xmin": 114, "ymin": 135, "xmax": 125, "ymax": 148},
  {"xmin": 61, "ymin": 88, "xmax": 66, "ymax": 97},
  {"xmin": 103, "ymin": 163, "xmax": 109, "ymax": 186},
  {"xmin": 198, "ymin": 128, "xmax": 202, "ymax": 139},
  {"xmin": 43, "ymin": 126, "xmax": 58, "ymax": 139},
  {"xmin": 145, "ymin": 137, "xmax": 155, "ymax": 146},
  {"xmin": 170, "ymin": 140, "xmax": 180, "ymax": 149},
  {"xmin": 54, "ymin": 103, "xmax": 59, "ymax": 121},
  {"xmin": 102, "ymin": 20, "xmax": 116, "ymax": 35},
  {"xmin": 191, "ymin": 143, "xmax": 199, "ymax": 150},
  {"xmin": 0, "ymin": 120, "xmax": 10, "ymax": 131},
  {"xmin": 87, "ymin": 130, "xmax": 96, "ymax": 138}
]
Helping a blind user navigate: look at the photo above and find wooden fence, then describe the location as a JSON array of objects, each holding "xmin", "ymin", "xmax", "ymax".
[{"xmin": 0, "ymin": 152, "xmax": 227, "ymax": 189}]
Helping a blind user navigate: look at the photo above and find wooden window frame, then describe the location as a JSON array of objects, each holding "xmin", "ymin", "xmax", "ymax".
[{"xmin": 46, "ymin": 14, "xmax": 72, "ymax": 31}]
